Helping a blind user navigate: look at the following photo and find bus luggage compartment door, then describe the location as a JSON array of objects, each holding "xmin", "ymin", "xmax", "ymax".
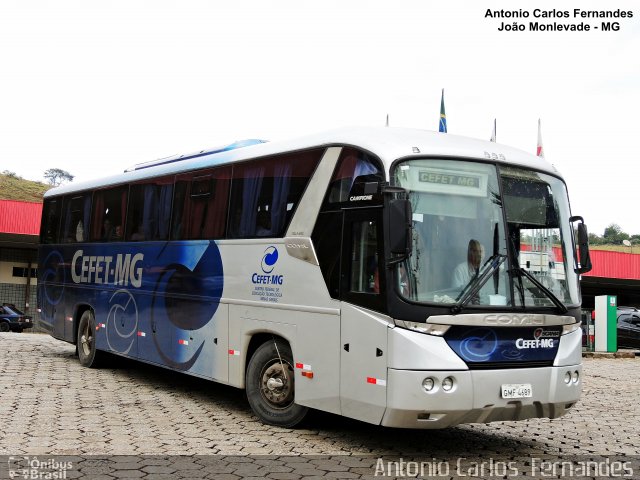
[{"xmin": 340, "ymin": 303, "xmax": 389, "ymax": 424}]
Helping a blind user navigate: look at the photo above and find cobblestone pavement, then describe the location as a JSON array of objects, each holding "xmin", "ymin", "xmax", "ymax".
[{"xmin": 0, "ymin": 333, "xmax": 638, "ymax": 478}]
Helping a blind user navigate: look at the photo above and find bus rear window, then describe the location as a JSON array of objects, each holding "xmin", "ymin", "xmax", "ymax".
[{"xmin": 40, "ymin": 199, "xmax": 62, "ymax": 244}]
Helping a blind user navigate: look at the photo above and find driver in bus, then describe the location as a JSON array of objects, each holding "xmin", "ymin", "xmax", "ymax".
[{"xmin": 452, "ymin": 239, "xmax": 485, "ymax": 288}]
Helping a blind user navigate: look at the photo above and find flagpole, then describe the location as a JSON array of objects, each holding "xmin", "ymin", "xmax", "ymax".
[
  {"xmin": 537, "ymin": 118, "xmax": 544, "ymax": 157},
  {"xmin": 439, "ymin": 89, "xmax": 447, "ymax": 133}
]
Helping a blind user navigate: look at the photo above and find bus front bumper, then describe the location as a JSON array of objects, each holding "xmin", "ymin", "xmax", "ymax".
[{"xmin": 381, "ymin": 365, "xmax": 581, "ymax": 429}]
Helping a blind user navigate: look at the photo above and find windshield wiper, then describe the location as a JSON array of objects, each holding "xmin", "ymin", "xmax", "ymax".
[
  {"xmin": 507, "ymin": 236, "xmax": 526, "ymax": 307},
  {"xmin": 511, "ymin": 267, "xmax": 568, "ymax": 314},
  {"xmin": 450, "ymin": 254, "xmax": 507, "ymax": 314}
]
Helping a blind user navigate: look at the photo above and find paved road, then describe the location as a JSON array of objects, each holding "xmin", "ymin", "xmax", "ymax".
[{"xmin": 0, "ymin": 333, "xmax": 638, "ymax": 478}]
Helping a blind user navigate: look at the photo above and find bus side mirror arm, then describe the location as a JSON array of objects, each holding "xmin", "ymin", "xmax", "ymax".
[{"xmin": 570, "ymin": 216, "xmax": 592, "ymax": 274}]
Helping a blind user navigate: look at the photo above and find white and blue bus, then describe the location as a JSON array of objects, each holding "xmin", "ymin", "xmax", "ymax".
[{"xmin": 38, "ymin": 127, "xmax": 591, "ymax": 428}]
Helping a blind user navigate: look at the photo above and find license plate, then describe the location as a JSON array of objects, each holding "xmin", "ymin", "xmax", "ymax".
[{"xmin": 501, "ymin": 383, "xmax": 532, "ymax": 399}]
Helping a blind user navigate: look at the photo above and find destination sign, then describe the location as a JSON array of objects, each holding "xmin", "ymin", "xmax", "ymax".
[{"xmin": 419, "ymin": 171, "xmax": 481, "ymax": 188}]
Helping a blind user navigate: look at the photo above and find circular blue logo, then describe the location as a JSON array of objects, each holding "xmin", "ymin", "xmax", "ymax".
[
  {"xmin": 459, "ymin": 328, "xmax": 498, "ymax": 361},
  {"xmin": 261, "ymin": 246, "xmax": 279, "ymax": 274}
]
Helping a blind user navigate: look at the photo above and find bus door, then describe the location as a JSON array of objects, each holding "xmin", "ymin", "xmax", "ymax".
[{"xmin": 339, "ymin": 208, "xmax": 389, "ymax": 424}]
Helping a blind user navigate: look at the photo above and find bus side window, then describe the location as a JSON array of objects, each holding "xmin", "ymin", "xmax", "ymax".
[
  {"xmin": 312, "ymin": 211, "xmax": 342, "ymax": 298},
  {"xmin": 91, "ymin": 186, "xmax": 128, "ymax": 242},
  {"xmin": 228, "ymin": 149, "xmax": 322, "ymax": 238},
  {"xmin": 60, "ymin": 194, "xmax": 91, "ymax": 243},
  {"xmin": 40, "ymin": 199, "xmax": 62, "ymax": 244},
  {"xmin": 321, "ymin": 147, "xmax": 384, "ymax": 210},
  {"xmin": 127, "ymin": 178, "xmax": 174, "ymax": 241},
  {"xmin": 350, "ymin": 220, "xmax": 380, "ymax": 294},
  {"xmin": 171, "ymin": 167, "xmax": 231, "ymax": 240},
  {"xmin": 340, "ymin": 211, "xmax": 386, "ymax": 313}
]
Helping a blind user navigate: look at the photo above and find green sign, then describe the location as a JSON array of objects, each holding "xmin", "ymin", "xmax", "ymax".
[{"xmin": 607, "ymin": 295, "xmax": 617, "ymax": 352}]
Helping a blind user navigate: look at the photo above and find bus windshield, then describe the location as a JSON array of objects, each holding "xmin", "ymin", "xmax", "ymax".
[{"xmin": 392, "ymin": 159, "xmax": 579, "ymax": 309}]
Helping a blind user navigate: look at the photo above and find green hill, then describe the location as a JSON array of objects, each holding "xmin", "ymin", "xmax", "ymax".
[{"xmin": 0, "ymin": 173, "xmax": 51, "ymax": 202}]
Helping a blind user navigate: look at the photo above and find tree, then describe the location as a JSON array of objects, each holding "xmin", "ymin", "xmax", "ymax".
[
  {"xmin": 588, "ymin": 232, "xmax": 604, "ymax": 245},
  {"xmin": 44, "ymin": 168, "xmax": 74, "ymax": 186},
  {"xmin": 1, "ymin": 170, "xmax": 20, "ymax": 178},
  {"xmin": 603, "ymin": 223, "xmax": 630, "ymax": 245}
]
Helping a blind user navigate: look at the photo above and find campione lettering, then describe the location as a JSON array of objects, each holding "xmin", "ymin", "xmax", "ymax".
[{"xmin": 349, "ymin": 195, "xmax": 373, "ymax": 201}]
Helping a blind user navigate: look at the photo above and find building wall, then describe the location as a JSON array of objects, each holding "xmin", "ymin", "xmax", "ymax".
[{"xmin": 0, "ymin": 247, "xmax": 38, "ymax": 314}]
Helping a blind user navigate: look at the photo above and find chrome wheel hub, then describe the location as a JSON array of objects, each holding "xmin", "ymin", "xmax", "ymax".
[
  {"xmin": 80, "ymin": 322, "xmax": 92, "ymax": 356},
  {"xmin": 261, "ymin": 362, "xmax": 294, "ymax": 407}
]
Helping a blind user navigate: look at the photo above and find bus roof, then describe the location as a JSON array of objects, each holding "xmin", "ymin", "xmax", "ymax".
[{"xmin": 45, "ymin": 126, "xmax": 561, "ymax": 198}]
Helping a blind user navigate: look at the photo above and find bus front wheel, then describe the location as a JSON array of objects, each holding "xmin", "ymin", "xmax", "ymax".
[
  {"xmin": 77, "ymin": 310, "xmax": 102, "ymax": 368},
  {"xmin": 246, "ymin": 339, "xmax": 308, "ymax": 427}
]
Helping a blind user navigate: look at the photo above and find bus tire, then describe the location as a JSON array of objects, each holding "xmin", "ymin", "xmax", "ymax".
[
  {"xmin": 246, "ymin": 339, "xmax": 308, "ymax": 427},
  {"xmin": 77, "ymin": 310, "xmax": 102, "ymax": 368}
]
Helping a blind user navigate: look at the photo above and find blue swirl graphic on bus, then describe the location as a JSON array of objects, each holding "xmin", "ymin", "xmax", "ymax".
[
  {"xmin": 459, "ymin": 328, "xmax": 498, "ymax": 361},
  {"xmin": 149, "ymin": 241, "xmax": 224, "ymax": 370},
  {"xmin": 501, "ymin": 346, "xmax": 524, "ymax": 360},
  {"xmin": 41, "ymin": 250, "xmax": 65, "ymax": 306},
  {"xmin": 261, "ymin": 246, "xmax": 279, "ymax": 274},
  {"xmin": 106, "ymin": 289, "xmax": 139, "ymax": 355}
]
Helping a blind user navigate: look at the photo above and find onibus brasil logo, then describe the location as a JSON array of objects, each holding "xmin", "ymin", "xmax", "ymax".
[{"xmin": 7, "ymin": 456, "xmax": 73, "ymax": 479}]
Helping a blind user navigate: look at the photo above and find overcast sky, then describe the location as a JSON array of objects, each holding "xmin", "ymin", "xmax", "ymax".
[{"xmin": 1, "ymin": 0, "xmax": 638, "ymax": 236}]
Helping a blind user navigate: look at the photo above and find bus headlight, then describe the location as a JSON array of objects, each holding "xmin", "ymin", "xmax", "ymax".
[
  {"xmin": 395, "ymin": 320, "xmax": 450, "ymax": 336},
  {"xmin": 564, "ymin": 371, "xmax": 572, "ymax": 384},
  {"xmin": 572, "ymin": 371, "xmax": 579, "ymax": 384}
]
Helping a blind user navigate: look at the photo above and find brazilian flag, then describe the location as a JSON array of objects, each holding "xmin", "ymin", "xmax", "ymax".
[{"xmin": 439, "ymin": 89, "xmax": 447, "ymax": 133}]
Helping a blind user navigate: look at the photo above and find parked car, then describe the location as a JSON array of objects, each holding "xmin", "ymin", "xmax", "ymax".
[
  {"xmin": 617, "ymin": 307, "xmax": 640, "ymax": 349},
  {"xmin": 0, "ymin": 304, "xmax": 33, "ymax": 332}
]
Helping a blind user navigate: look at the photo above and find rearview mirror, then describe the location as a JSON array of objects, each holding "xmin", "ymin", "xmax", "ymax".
[
  {"xmin": 389, "ymin": 199, "xmax": 412, "ymax": 256},
  {"xmin": 570, "ymin": 216, "xmax": 592, "ymax": 274}
]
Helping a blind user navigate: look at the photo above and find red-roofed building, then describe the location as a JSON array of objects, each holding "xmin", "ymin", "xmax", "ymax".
[
  {"xmin": 0, "ymin": 200, "xmax": 42, "ymax": 236},
  {"xmin": 581, "ymin": 249, "xmax": 640, "ymax": 309},
  {"xmin": 0, "ymin": 200, "xmax": 41, "ymax": 315}
]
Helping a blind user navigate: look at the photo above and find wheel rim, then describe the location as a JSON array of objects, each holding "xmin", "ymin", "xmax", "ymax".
[
  {"xmin": 259, "ymin": 360, "xmax": 295, "ymax": 409},
  {"xmin": 0, "ymin": 323, "xmax": 9, "ymax": 332},
  {"xmin": 80, "ymin": 319, "xmax": 93, "ymax": 357}
]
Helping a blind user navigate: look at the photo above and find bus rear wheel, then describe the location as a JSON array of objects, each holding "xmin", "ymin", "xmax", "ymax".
[
  {"xmin": 77, "ymin": 310, "xmax": 102, "ymax": 368},
  {"xmin": 246, "ymin": 339, "xmax": 308, "ymax": 427}
]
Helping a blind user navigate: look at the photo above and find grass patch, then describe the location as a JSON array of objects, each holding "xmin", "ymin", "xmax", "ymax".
[
  {"xmin": 590, "ymin": 244, "xmax": 638, "ymax": 253},
  {"xmin": 0, "ymin": 174, "xmax": 51, "ymax": 202}
]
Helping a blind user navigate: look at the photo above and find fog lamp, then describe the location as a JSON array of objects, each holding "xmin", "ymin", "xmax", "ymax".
[
  {"xmin": 422, "ymin": 377, "xmax": 435, "ymax": 392},
  {"xmin": 442, "ymin": 377, "xmax": 454, "ymax": 392}
]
